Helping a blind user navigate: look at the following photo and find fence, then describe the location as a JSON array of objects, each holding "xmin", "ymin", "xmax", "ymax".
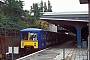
[
  {"xmin": 0, "ymin": 27, "xmax": 20, "ymax": 60},
  {"xmin": 53, "ymin": 48, "xmax": 88, "ymax": 60}
]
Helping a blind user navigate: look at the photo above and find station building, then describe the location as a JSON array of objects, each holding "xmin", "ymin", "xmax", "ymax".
[{"xmin": 40, "ymin": 11, "xmax": 88, "ymax": 47}]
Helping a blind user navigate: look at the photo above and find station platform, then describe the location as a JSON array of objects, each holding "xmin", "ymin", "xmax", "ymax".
[{"xmin": 16, "ymin": 41, "xmax": 88, "ymax": 60}]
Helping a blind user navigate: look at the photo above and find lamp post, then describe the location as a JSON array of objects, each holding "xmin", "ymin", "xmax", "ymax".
[
  {"xmin": 12, "ymin": 38, "xmax": 14, "ymax": 60},
  {"xmin": 62, "ymin": 48, "xmax": 65, "ymax": 60},
  {"xmin": 88, "ymin": 1, "xmax": 90, "ymax": 60}
]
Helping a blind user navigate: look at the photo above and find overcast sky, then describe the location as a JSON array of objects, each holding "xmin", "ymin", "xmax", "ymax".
[{"xmin": 21, "ymin": 0, "xmax": 88, "ymax": 12}]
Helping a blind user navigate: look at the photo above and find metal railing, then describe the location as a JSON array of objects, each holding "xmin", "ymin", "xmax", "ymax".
[{"xmin": 61, "ymin": 48, "xmax": 88, "ymax": 60}]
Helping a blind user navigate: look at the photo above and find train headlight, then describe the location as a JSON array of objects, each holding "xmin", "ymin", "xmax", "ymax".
[
  {"xmin": 34, "ymin": 43, "xmax": 36, "ymax": 46},
  {"xmin": 22, "ymin": 42, "xmax": 24, "ymax": 47}
]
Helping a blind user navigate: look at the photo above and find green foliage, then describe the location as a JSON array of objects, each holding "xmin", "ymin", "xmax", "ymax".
[
  {"xmin": 29, "ymin": 0, "xmax": 52, "ymax": 29},
  {"xmin": 44, "ymin": 2, "xmax": 47, "ymax": 12},
  {"xmin": 39, "ymin": 0, "xmax": 43, "ymax": 12},
  {"xmin": 0, "ymin": 0, "xmax": 26, "ymax": 29},
  {"xmin": 0, "ymin": 16, "xmax": 29, "ymax": 29},
  {"xmin": 0, "ymin": 0, "xmax": 52, "ymax": 30},
  {"xmin": 1, "ymin": 0, "xmax": 24, "ymax": 17},
  {"xmin": 47, "ymin": 0, "xmax": 52, "ymax": 12},
  {"xmin": 30, "ymin": 0, "xmax": 52, "ymax": 19},
  {"xmin": 35, "ymin": 20, "xmax": 49, "ymax": 30},
  {"xmin": 31, "ymin": 3, "xmax": 40, "ymax": 20}
]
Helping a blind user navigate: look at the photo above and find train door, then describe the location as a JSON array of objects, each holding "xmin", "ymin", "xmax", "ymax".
[
  {"xmin": 39, "ymin": 31, "xmax": 47, "ymax": 48},
  {"xmin": 28, "ymin": 32, "xmax": 38, "ymax": 49}
]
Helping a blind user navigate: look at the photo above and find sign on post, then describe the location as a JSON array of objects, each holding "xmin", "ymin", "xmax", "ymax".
[{"xmin": 8, "ymin": 46, "xmax": 19, "ymax": 54}]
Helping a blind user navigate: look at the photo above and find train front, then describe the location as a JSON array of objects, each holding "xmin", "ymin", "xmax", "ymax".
[{"xmin": 20, "ymin": 28, "xmax": 38, "ymax": 52}]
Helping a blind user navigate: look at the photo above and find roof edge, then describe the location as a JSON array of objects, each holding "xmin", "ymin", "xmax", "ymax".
[{"xmin": 40, "ymin": 17, "xmax": 89, "ymax": 23}]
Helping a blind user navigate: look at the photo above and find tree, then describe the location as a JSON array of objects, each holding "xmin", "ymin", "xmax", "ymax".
[
  {"xmin": 20, "ymin": 10, "xmax": 29, "ymax": 22},
  {"xmin": 39, "ymin": 0, "xmax": 43, "ymax": 12},
  {"xmin": 0, "ymin": 0, "xmax": 29, "ymax": 29},
  {"xmin": 1, "ymin": 0, "xmax": 24, "ymax": 18},
  {"xmin": 29, "ymin": 0, "xmax": 53, "ymax": 29},
  {"xmin": 34, "ymin": 3, "xmax": 40, "ymax": 19},
  {"xmin": 44, "ymin": 2, "xmax": 47, "ymax": 12},
  {"xmin": 47, "ymin": 0, "xmax": 52, "ymax": 12},
  {"xmin": 35, "ymin": 20, "xmax": 49, "ymax": 29},
  {"xmin": 30, "ymin": 3, "xmax": 40, "ymax": 20},
  {"xmin": 30, "ymin": 0, "xmax": 52, "ymax": 19}
]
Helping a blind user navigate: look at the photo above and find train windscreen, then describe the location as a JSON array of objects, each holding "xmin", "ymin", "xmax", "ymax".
[
  {"xmin": 30, "ymin": 32, "xmax": 38, "ymax": 40},
  {"xmin": 22, "ymin": 32, "xmax": 28, "ymax": 40}
]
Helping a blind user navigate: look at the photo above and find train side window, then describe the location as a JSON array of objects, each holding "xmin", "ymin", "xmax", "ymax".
[
  {"xmin": 43, "ymin": 35, "xmax": 46, "ymax": 40},
  {"xmin": 41, "ymin": 33, "xmax": 46, "ymax": 40},
  {"xmin": 47, "ymin": 33, "xmax": 50, "ymax": 40}
]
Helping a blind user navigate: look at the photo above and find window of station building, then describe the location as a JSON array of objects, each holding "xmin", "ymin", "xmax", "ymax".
[
  {"xmin": 22, "ymin": 32, "xmax": 28, "ymax": 40},
  {"xmin": 30, "ymin": 32, "xmax": 38, "ymax": 40}
]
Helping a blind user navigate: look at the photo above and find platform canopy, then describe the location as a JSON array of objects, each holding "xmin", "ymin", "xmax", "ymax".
[{"xmin": 79, "ymin": 0, "xmax": 88, "ymax": 4}]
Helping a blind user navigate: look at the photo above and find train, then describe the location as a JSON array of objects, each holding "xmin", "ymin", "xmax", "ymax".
[
  {"xmin": 20, "ymin": 28, "xmax": 76, "ymax": 52},
  {"xmin": 20, "ymin": 28, "xmax": 60, "ymax": 52}
]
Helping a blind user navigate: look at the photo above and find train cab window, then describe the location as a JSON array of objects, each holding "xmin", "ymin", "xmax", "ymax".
[
  {"xmin": 22, "ymin": 32, "xmax": 28, "ymax": 40},
  {"xmin": 30, "ymin": 33, "xmax": 37, "ymax": 40}
]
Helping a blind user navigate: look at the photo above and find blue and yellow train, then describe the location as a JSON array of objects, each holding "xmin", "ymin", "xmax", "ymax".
[
  {"xmin": 20, "ymin": 28, "xmax": 76, "ymax": 52},
  {"xmin": 20, "ymin": 28, "xmax": 61, "ymax": 51}
]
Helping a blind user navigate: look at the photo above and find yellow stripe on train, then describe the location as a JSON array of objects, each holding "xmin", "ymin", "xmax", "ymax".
[{"xmin": 21, "ymin": 40, "xmax": 38, "ymax": 49}]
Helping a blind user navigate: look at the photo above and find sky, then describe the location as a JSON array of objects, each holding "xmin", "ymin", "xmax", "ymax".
[{"xmin": 21, "ymin": 0, "xmax": 88, "ymax": 12}]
